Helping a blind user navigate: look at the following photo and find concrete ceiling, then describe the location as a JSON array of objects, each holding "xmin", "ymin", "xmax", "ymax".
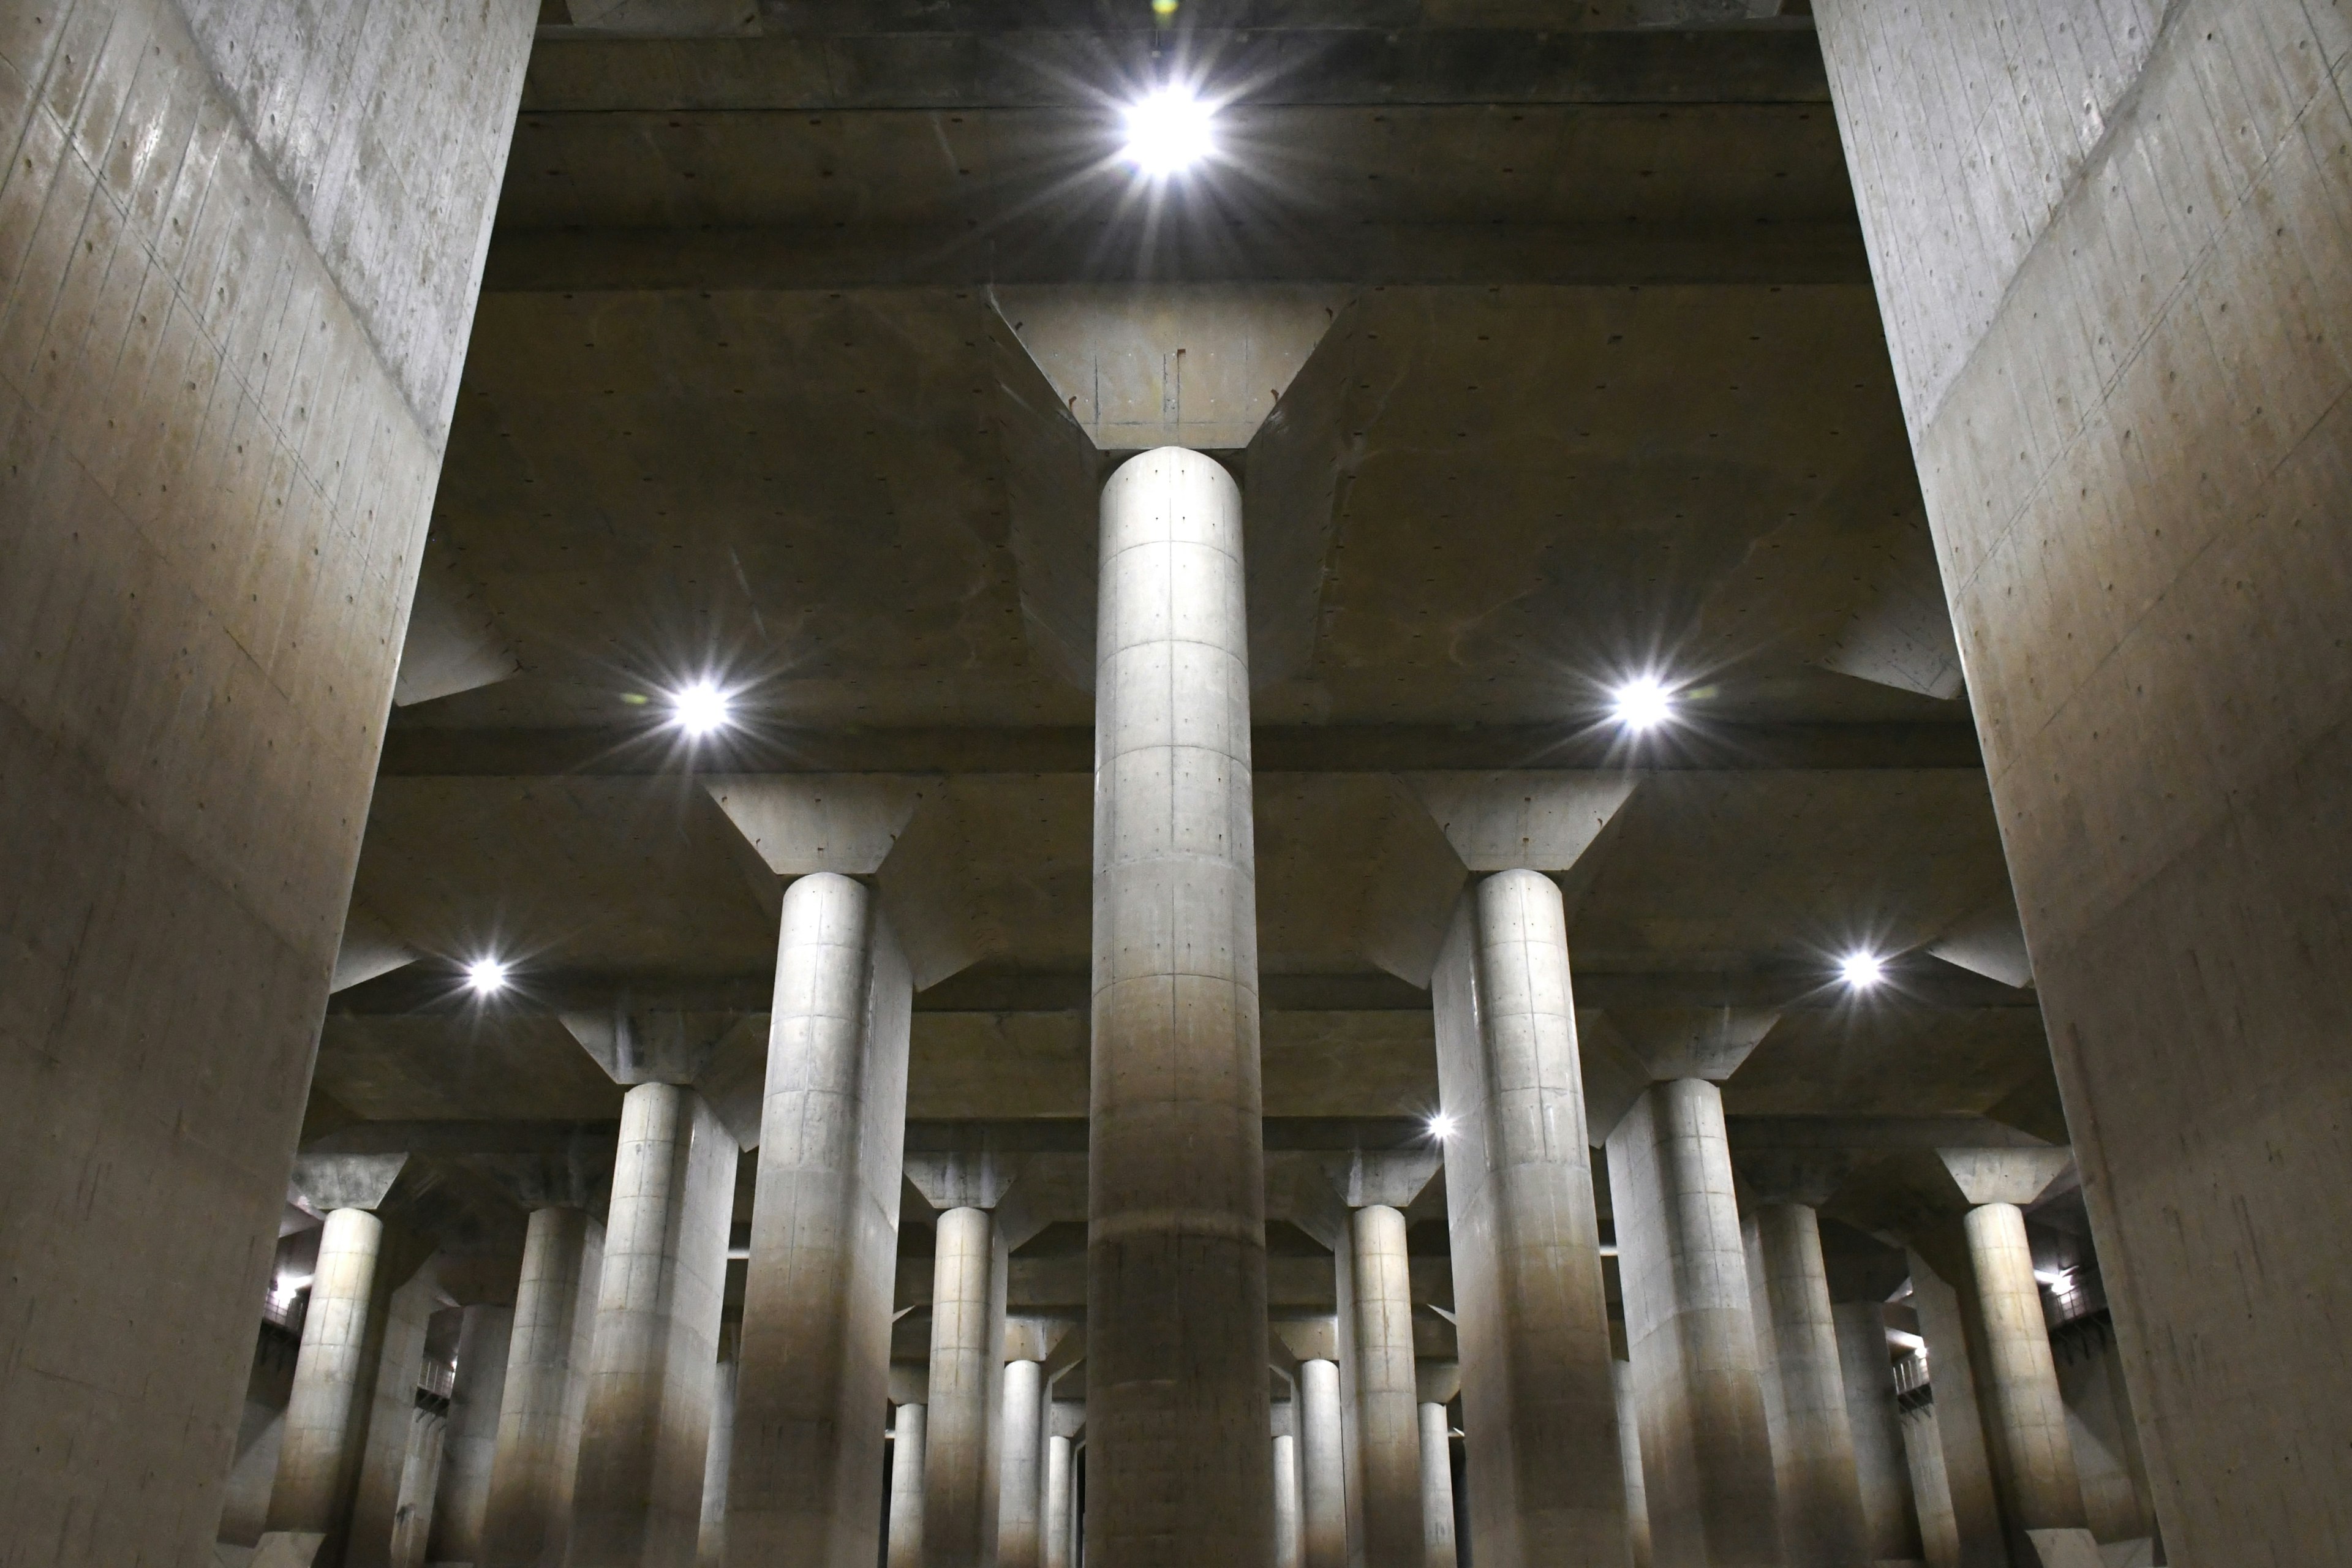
[{"xmin": 324, "ymin": 5, "xmax": 2059, "ymax": 1319}]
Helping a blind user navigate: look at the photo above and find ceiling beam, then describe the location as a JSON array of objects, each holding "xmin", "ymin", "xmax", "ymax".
[{"xmin": 376, "ymin": 720, "xmax": 1981, "ymax": 777}]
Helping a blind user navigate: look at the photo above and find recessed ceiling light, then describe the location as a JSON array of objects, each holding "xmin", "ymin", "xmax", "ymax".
[
  {"xmin": 1427, "ymin": 1112, "xmax": 1457, "ymax": 1141},
  {"xmin": 466, "ymin": 957, "xmax": 510, "ymax": 995},
  {"xmin": 1611, "ymin": 675, "xmax": 1675, "ymax": 731},
  {"xmin": 1839, "ymin": 951, "xmax": 1885, "ymax": 989},
  {"xmin": 1121, "ymin": 86, "xmax": 1216, "ymax": 177},
  {"xmin": 671, "ymin": 679, "xmax": 731, "ymax": 737}
]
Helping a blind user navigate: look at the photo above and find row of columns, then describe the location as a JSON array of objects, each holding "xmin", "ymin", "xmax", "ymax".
[{"xmin": 254, "ymin": 448, "xmax": 2106, "ymax": 1568}]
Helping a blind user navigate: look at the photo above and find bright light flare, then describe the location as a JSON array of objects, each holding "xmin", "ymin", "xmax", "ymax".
[
  {"xmin": 1121, "ymin": 87, "xmax": 1216, "ymax": 176},
  {"xmin": 671, "ymin": 679, "xmax": 733, "ymax": 737},
  {"xmin": 1611, "ymin": 675, "xmax": 1675, "ymax": 732},
  {"xmin": 466, "ymin": 956, "xmax": 511, "ymax": 996},
  {"xmin": 1428, "ymin": 1112, "xmax": 1457, "ymax": 1141},
  {"xmin": 1839, "ymin": 951, "xmax": 1886, "ymax": 990}
]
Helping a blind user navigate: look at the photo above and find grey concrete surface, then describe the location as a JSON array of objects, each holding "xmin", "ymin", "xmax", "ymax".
[
  {"xmin": 728, "ymin": 872, "xmax": 914, "ymax": 1568},
  {"xmin": 266, "ymin": 1208, "xmax": 390, "ymax": 1552},
  {"xmin": 1088, "ymin": 448, "xmax": 1273, "ymax": 1568},
  {"xmin": 1613, "ymin": 1362, "xmax": 1650, "ymax": 1568},
  {"xmin": 1813, "ymin": 2, "xmax": 2352, "ymax": 1558},
  {"xmin": 1348, "ymin": 1204, "xmax": 1427, "ymax": 1568},
  {"xmin": 1043, "ymin": 1431, "xmax": 1074, "ymax": 1568},
  {"xmin": 429, "ymin": 1305, "xmax": 515, "ymax": 1567},
  {"xmin": 696, "ymin": 1335, "xmax": 738, "ymax": 1568},
  {"xmin": 923, "ymin": 1205, "xmax": 1001, "ymax": 1568},
  {"xmin": 0, "ymin": 1, "xmax": 530, "ymax": 1559},
  {"xmin": 36, "ymin": 6, "xmax": 2352, "ymax": 1567},
  {"xmin": 1831, "ymin": 1303, "xmax": 1923, "ymax": 1566},
  {"xmin": 348, "ymin": 1263, "xmax": 443, "ymax": 1568},
  {"xmin": 1417, "ymin": 1403, "xmax": 1457, "ymax": 1568},
  {"xmin": 388, "ymin": 1406, "xmax": 447, "ymax": 1568},
  {"xmin": 1430, "ymin": 873, "xmax": 1628, "ymax": 1568},
  {"xmin": 889, "ymin": 1406, "xmax": 927, "ymax": 1568},
  {"xmin": 481, "ymin": 1207, "xmax": 603, "ymax": 1568},
  {"xmin": 1960, "ymin": 1204, "xmax": 2090, "ymax": 1551},
  {"xmin": 570, "ymin": 1084, "xmax": 736, "ymax": 1568},
  {"xmin": 1904, "ymin": 1256, "xmax": 2007, "ymax": 1568},
  {"xmin": 1751, "ymin": 1204, "xmax": 1871, "ymax": 1568},
  {"xmin": 1607, "ymin": 1081, "xmax": 1782, "ymax": 1568},
  {"xmin": 998, "ymin": 1360, "xmax": 1046, "ymax": 1568},
  {"xmin": 1273, "ymin": 1431, "xmax": 1303, "ymax": 1568},
  {"xmin": 1898, "ymin": 1404, "xmax": 1961, "ymax": 1568},
  {"xmin": 1298, "ymin": 1359, "xmax": 1348, "ymax": 1568}
]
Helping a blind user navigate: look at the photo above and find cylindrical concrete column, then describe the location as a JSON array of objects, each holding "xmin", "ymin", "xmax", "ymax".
[
  {"xmin": 1089, "ymin": 447, "xmax": 1272, "ymax": 1568},
  {"xmin": 1605, "ymin": 1077, "xmax": 1783, "ymax": 1568},
  {"xmin": 698, "ymin": 1335, "xmax": 740, "ymax": 1568},
  {"xmin": 1045, "ymin": 1433, "xmax": 1076, "ymax": 1568},
  {"xmin": 429, "ymin": 1304, "xmax": 515, "ymax": 1567},
  {"xmin": 1613, "ymin": 1361, "xmax": 1650, "ymax": 1568},
  {"xmin": 1298, "ymin": 1360, "xmax": 1348, "ymax": 1568},
  {"xmin": 925, "ymin": 1207, "xmax": 997, "ymax": 1568},
  {"xmin": 1272, "ymin": 1433, "xmax": 1303, "ymax": 1568},
  {"xmin": 266, "ymin": 1207, "xmax": 386, "ymax": 1542},
  {"xmin": 1415, "ymin": 1404, "xmax": 1455, "ymax": 1568},
  {"xmin": 1428, "ymin": 870, "xmax": 1627, "ymax": 1568},
  {"xmin": 889, "ymin": 1405, "xmax": 929, "ymax": 1568},
  {"xmin": 1831, "ymin": 1303, "xmax": 1921, "ymax": 1564},
  {"xmin": 571, "ymin": 1082, "xmax": 737, "ymax": 1568},
  {"xmin": 999, "ymin": 1360, "xmax": 1047, "ymax": 1568},
  {"xmin": 1348, "ymin": 1204, "xmax": 1426, "ymax": 1568},
  {"xmin": 1962, "ymin": 1202, "xmax": 2088, "ymax": 1533},
  {"xmin": 1898, "ymin": 1404, "xmax": 1961, "ymax": 1568},
  {"xmin": 729, "ymin": 870, "xmax": 913, "ymax": 1568},
  {"xmin": 482, "ymin": 1205, "xmax": 602, "ymax": 1568},
  {"xmin": 1752, "ymin": 1204, "xmax": 1870, "ymax": 1567}
]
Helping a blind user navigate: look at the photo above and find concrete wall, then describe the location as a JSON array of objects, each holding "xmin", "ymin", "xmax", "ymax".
[
  {"xmin": 1814, "ymin": 4, "xmax": 2352, "ymax": 1560},
  {"xmin": 0, "ymin": 2, "xmax": 532, "ymax": 1564}
]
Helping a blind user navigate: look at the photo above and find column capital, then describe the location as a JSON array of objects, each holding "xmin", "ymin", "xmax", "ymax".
[
  {"xmin": 1936, "ymin": 1146, "xmax": 2072, "ymax": 1208},
  {"xmin": 289, "ymin": 1152, "xmax": 409, "ymax": 1213},
  {"xmin": 1319, "ymin": 1147, "xmax": 1443, "ymax": 1210}
]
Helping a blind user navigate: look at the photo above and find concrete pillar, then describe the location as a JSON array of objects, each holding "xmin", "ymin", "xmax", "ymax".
[
  {"xmin": 1751, "ymin": 1204, "xmax": 1870, "ymax": 1568},
  {"xmin": 1811, "ymin": 7, "xmax": 2352, "ymax": 1559},
  {"xmin": 1272, "ymin": 1433, "xmax": 1303, "ymax": 1568},
  {"xmin": 1611, "ymin": 1362, "xmax": 1649, "ymax": 1568},
  {"xmin": 350, "ymin": 1265, "xmax": 445, "ymax": 1568},
  {"xmin": 1960, "ymin": 1204, "xmax": 2089, "ymax": 1553},
  {"xmin": 1346, "ymin": 1204, "xmax": 1425, "ymax": 1568},
  {"xmin": 1089, "ymin": 447, "xmax": 1272, "ymax": 1568},
  {"xmin": 698, "ymin": 1335, "xmax": 740, "ymax": 1568},
  {"xmin": 390, "ymin": 1407, "xmax": 450, "ymax": 1568},
  {"xmin": 1045, "ymin": 1433, "xmax": 1076, "ymax": 1568},
  {"xmin": 482, "ymin": 1206, "xmax": 604, "ymax": 1568},
  {"xmin": 1831, "ymin": 1303, "xmax": 1922, "ymax": 1565},
  {"xmin": 998, "ymin": 1360, "xmax": 1047, "ymax": 1568},
  {"xmin": 1427, "ymin": 872, "xmax": 1627, "ymax": 1568},
  {"xmin": 570, "ymin": 1083, "xmax": 737, "ymax": 1568},
  {"xmin": 1606, "ymin": 1079, "xmax": 1782, "ymax": 1568},
  {"xmin": 265, "ymin": 1207, "xmax": 388, "ymax": 1552},
  {"xmin": 925, "ymin": 1206, "xmax": 999, "ymax": 1568},
  {"xmin": 1298, "ymin": 1360, "xmax": 1348, "ymax": 1568},
  {"xmin": 430, "ymin": 1304, "xmax": 516, "ymax": 1567},
  {"xmin": 1904, "ymin": 1256, "xmax": 2006, "ymax": 1568},
  {"xmin": 1415, "ymin": 1404, "xmax": 1455, "ymax": 1568},
  {"xmin": 890, "ymin": 1405, "xmax": 929, "ymax": 1568},
  {"xmin": 0, "ymin": 8, "xmax": 533, "ymax": 1560},
  {"xmin": 728, "ymin": 870, "xmax": 914, "ymax": 1568},
  {"xmin": 1898, "ymin": 1405, "xmax": 1961, "ymax": 1568}
]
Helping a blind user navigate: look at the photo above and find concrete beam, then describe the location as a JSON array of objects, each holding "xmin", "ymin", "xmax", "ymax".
[{"xmin": 375, "ymin": 725, "xmax": 1984, "ymax": 777}]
